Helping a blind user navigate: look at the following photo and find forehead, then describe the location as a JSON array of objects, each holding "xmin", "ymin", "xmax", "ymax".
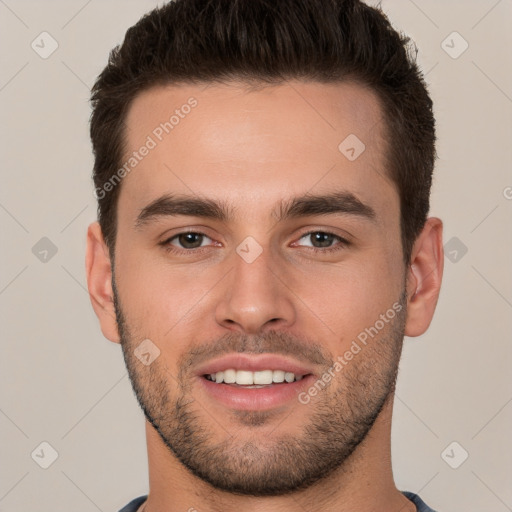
[{"xmin": 119, "ymin": 80, "xmax": 395, "ymax": 222}]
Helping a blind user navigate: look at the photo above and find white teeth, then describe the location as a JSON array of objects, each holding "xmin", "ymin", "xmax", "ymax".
[
  {"xmin": 253, "ymin": 370, "xmax": 273, "ymax": 385},
  {"xmin": 206, "ymin": 369, "xmax": 306, "ymax": 385},
  {"xmin": 223, "ymin": 369, "xmax": 236, "ymax": 383},
  {"xmin": 284, "ymin": 372, "xmax": 295, "ymax": 383},
  {"xmin": 236, "ymin": 370, "xmax": 253, "ymax": 385},
  {"xmin": 272, "ymin": 370, "xmax": 285, "ymax": 383}
]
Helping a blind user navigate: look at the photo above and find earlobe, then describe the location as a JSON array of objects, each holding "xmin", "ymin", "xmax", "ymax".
[
  {"xmin": 85, "ymin": 222, "xmax": 120, "ymax": 343},
  {"xmin": 404, "ymin": 217, "xmax": 444, "ymax": 337}
]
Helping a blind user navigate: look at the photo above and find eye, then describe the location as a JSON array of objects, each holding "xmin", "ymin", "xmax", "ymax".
[
  {"xmin": 295, "ymin": 231, "xmax": 349, "ymax": 253},
  {"xmin": 160, "ymin": 231, "xmax": 214, "ymax": 253},
  {"xmin": 159, "ymin": 230, "xmax": 349, "ymax": 256}
]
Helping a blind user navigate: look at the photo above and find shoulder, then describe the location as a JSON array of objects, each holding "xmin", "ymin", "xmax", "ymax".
[
  {"xmin": 402, "ymin": 491, "xmax": 439, "ymax": 512},
  {"xmin": 118, "ymin": 495, "xmax": 148, "ymax": 512}
]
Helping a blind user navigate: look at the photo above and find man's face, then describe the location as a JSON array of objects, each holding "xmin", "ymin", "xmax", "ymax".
[{"xmin": 112, "ymin": 80, "xmax": 407, "ymax": 494}]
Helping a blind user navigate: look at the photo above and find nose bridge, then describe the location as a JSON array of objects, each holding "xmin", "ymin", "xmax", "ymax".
[{"xmin": 215, "ymin": 239, "xmax": 295, "ymax": 333}]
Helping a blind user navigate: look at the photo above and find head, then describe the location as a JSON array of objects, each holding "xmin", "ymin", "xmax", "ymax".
[{"xmin": 86, "ymin": 0, "xmax": 443, "ymax": 497}]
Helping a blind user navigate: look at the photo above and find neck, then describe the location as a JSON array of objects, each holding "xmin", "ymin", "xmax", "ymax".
[{"xmin": 141, "ymin": 393, "xmax": 415, "ymax": 512}]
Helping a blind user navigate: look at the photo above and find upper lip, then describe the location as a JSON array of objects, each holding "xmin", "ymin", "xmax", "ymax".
[{"xmin": 195, "ymin": 354, "xmax": 316, "ymax": 377}]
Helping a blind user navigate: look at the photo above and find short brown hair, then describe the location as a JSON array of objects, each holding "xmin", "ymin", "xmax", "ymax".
[{"xmin": 90, "ymin": 0, "xmax": 436, "ymax": 265}]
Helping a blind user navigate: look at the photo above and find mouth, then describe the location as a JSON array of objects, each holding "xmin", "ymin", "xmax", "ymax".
[{"xmin": 195, "ymin": 354, "xmax": 317, "ymax": 410}]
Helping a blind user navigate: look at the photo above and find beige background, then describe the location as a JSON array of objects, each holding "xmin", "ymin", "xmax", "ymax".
[{"xmin": 1, "ymin": 1, "xmax": 511, "ymax": 511}]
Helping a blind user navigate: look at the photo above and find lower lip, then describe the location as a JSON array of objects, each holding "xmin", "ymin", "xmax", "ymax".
[{"xmin": 198, "ymin": 375, "xmax": 315, "ymax": 410}]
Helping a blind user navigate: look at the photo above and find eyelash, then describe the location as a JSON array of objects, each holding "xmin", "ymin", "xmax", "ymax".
[{"xmin": 159, "ymin": 230, "xmax": 350, "ymax": 255}]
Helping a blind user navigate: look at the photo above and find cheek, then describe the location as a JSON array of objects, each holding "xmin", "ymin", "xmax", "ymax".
[
  {"xmin": 114, "ymin": 246, "xmax": 219, "ymax": 342},
  {"xmin": 288, "ymin": 252, "xmax": 403, "ymax": 346}
]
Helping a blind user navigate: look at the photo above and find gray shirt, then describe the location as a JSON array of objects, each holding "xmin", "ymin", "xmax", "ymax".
[{"xmin": 119, "ymin": 491, "xmax": 438, "ymax": 511}]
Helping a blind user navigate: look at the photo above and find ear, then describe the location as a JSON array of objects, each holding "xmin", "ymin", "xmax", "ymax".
[
  {"xmin": 85, "ymin": 221, "xmax": 120, "ymax": 343},
  {"xmin": 404, "ymin": 217, "xmax": 444, "ymax": 337}
]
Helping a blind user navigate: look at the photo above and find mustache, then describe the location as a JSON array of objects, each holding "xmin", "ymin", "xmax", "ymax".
[{"xmin": 179, "ymin": 330, "xmax": 332, "ymax": 374}]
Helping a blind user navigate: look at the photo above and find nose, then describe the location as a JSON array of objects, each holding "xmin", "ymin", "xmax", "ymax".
[{"xmin": 214, "ymin": 244, "xmax": 296, "ymax": 334}]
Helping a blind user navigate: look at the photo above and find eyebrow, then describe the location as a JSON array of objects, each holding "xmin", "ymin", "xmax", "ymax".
[{"xmin": 134, "ymin": 190, "xmax": 377, "ymax": 230}]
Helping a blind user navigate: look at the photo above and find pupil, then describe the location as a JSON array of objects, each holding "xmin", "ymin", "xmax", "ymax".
[{"xmin": 313, "ymin": 232, "xmax": 333, "ymax": 247}]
